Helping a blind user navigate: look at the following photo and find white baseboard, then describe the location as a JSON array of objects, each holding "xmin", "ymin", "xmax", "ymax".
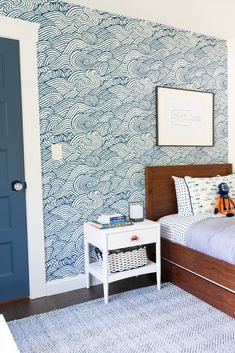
[{"xmin": 46, "ymin": 274, "xmax": 101, "ymax": 296}]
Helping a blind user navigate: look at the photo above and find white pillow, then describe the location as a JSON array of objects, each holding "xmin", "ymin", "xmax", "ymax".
[
  {"xmin": 172, "ymin": 176, "xmax": 193, "ymax": 216},
  {"xmin": 184, "ymin": 174, "xmax": 235, "ymax": 215}
]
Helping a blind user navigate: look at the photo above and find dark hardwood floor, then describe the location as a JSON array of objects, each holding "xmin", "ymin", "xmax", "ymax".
[{"xmin": 0, "ymin": 274, "xmax": 156, "ymax": 322}]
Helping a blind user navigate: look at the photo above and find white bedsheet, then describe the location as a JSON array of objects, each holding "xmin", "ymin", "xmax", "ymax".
[{"xmin": 157, "ymin": 213, "xmax": 222, "ymax": 245}]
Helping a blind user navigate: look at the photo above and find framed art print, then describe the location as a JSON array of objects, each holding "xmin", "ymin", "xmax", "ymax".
[{"xmin": 156, "ymin": 87, "xmax": 214, "ymax": 146}]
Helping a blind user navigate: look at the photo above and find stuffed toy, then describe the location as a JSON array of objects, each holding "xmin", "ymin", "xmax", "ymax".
[{"xmin": 214, "ymin": 182, "xmax": 235, "ymax": 217}]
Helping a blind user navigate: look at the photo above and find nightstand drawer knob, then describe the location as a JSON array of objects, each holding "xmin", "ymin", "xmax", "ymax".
[{"xmin": 131, "ymin": 235, "xmax": 138, "ymax": 241}]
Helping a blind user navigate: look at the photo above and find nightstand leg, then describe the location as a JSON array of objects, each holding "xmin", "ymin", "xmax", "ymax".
[
  {"xmin": 103, "ymin": 249, "xmax": 109, "ymax": 304},
  {"xmin": 157, "ymin": 271, "xmax": 161, "ymax": 290},
  {"xmin": 156, "ymin": 242, "xmax": 161, "ymax": 290},
  {"xmin": 84, "ymin": 239, "xmax": 90, "ymax": 289},
  {"xmin": 103, "ymin": 282, "xmax": 109, "ymax": 304},
  {"xmin": 86, "ymin": 273, "xmax": 90, "ymax": 289}
]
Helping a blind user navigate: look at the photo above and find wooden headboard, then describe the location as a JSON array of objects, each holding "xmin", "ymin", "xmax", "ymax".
[{"xmin": 145, "ymin": 164, "xmax": 232, "ymax": 221}]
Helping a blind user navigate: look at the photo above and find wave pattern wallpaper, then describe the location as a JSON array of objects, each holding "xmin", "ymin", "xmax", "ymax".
[{"xmin": 0, "ymin": 0, "xmax": 227, "ymax": 280}]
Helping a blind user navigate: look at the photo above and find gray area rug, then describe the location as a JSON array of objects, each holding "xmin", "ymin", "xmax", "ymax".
[{"xmin": 9, "ymin": 283, "xmax": 235, "ymax": 353}]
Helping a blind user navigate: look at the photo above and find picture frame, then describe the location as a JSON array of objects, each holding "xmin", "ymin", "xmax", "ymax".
[{"xmin": 156, "ymin": 86, "xmax": 214, "ymax": 147}]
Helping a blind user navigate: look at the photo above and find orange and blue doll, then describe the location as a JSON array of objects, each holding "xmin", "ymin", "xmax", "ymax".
[{"xmin": 214, "ymin": 182, "xmax": 235, "ymax": 217}]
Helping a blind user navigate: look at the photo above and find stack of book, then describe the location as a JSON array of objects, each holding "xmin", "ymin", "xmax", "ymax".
[{"xmin": 91, "ymin": 214, "xmax": 133, "ymax": 229}]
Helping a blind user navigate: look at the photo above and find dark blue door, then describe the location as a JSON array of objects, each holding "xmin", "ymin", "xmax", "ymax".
[{"xmin": 0, "ymin": 38, "xmax": 29, "ymax": 302}]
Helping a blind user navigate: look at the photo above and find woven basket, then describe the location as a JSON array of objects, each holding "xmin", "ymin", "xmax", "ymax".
[{"xmin": 96, "ymin": 246, "xmax": 148, "ymax": 273}]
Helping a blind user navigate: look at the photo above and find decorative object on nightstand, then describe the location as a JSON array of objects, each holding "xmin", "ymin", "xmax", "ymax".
[
  {"xmin": 84, "ymin": 219, "xmax": 161, "ymax": 304},
  {"xmin": 129, "ymin": 201, "xmax": 144, "ymax": 222}
]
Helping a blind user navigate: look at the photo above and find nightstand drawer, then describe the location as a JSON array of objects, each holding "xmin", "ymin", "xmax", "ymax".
[{"xmin": 107, "ymin": 227, "xmax": 158, "ymax": 250}]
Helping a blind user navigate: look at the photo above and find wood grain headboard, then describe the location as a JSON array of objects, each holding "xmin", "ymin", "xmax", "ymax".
[{"xmin": 145, "ymin": 164, "xmax": 232, "ymax": 221}]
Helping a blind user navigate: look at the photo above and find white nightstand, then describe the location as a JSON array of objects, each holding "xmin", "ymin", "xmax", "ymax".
[{"xmin": 84, "ymin": 219, "xmax": 161, "ymax": 304}]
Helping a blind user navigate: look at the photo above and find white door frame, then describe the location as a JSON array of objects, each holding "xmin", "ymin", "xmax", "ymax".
[
  {"xmin": 228, "ymin": 39, "xmax": 235, "ymax": 172},
  {"xmin": 0, "ymin": 16, "xmax": 46, "ymax": 298}
]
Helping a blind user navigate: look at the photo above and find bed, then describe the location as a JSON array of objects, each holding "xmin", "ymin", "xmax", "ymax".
[{"xmin": 145, "ymin": 163, "xmax": 235, "ymax": 317}]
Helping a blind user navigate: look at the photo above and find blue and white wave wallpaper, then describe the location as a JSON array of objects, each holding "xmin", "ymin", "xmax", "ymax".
[{"xmin": 0, "ymin": 0, "xmax": 228, "ymax": 280}]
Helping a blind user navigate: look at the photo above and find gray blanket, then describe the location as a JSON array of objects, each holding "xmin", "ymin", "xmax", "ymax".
[{"xmin": 185, "ymin": 216, "xmax": 235, "ymax": 264}]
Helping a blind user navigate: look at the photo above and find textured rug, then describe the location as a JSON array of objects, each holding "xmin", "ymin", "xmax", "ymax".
[{"xmin": 9, "ymin": 283, "xmax": 235, "ymax": 353}]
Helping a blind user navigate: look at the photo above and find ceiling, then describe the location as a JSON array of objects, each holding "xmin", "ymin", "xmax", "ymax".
[{"xmin": 68, "ymin": 0, "xmax": 235, "ymax": 40}]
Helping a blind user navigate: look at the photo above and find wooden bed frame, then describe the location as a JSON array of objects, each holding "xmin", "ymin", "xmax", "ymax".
[{"xmin": 145, "ymin": 163, "xmax": 235, "ymax": 317}]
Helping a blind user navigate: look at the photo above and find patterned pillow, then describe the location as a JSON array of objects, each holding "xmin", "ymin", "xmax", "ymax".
[
  {"xmin": 172, "ymin": 176, "xmax": 193, "ymax": 216},
  {"xmin": 184, "ymin": 174, "xmax": 235, "ymax": 215}
]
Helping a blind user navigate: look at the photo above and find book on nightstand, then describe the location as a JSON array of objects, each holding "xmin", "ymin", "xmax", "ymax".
[
  {"xmin": 90, "ymin": 219, "xmax": 133, "ymax": 229},
  {"xmin": 98, "ymin": 213, "xmax": 128, "ymax": 224}
]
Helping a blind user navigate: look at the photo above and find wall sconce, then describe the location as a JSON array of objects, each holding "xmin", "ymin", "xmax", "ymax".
[{"xmin": 129, "ymin": 201, "xmax": 144, "ymax": 222}]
